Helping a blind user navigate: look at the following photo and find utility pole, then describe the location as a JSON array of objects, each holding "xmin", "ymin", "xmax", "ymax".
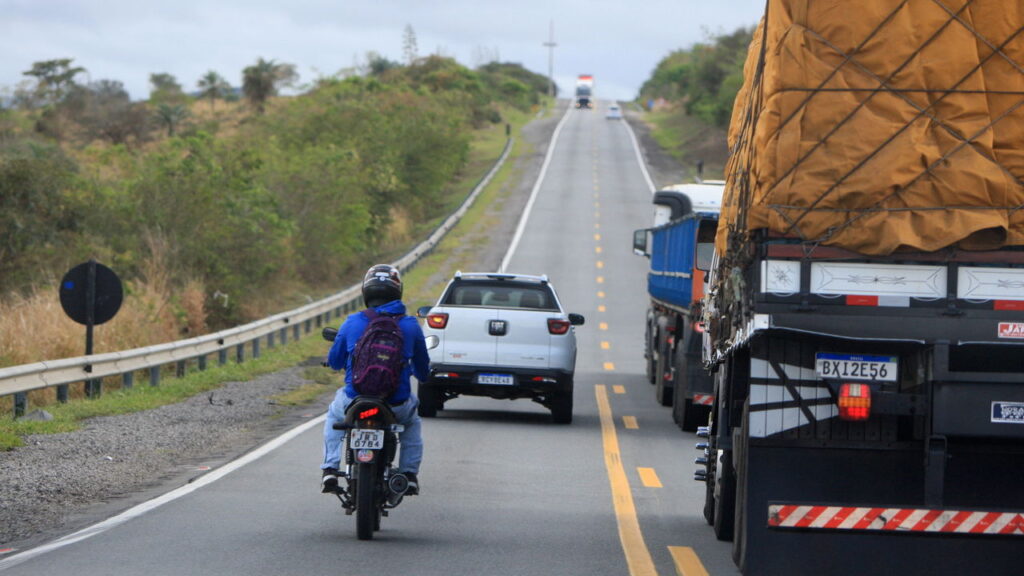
[{"xmin": 543, "ymin": 20, "xmax": 557, "ymax": 99}]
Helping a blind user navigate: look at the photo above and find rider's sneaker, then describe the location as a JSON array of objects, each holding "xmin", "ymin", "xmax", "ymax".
[
  {"xmin": 321, "ymin": 468, "xmax": 339, "ymax": 493},
  {"xmin": 404, "ymin": 472, "xmax": 419, "ymax": 496}
]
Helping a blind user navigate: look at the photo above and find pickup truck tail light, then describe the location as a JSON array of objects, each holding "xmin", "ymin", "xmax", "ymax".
[
  {"xmin": 548, "ymin": 318, "xmax": 570, "ymax": 335},
  {"xmin": 427, "ymin": 313, "xmax": 449, "ymax": 329},
  {"xmin": 838, "ymin": 383, "xmax": 871, "ymax": 421}
]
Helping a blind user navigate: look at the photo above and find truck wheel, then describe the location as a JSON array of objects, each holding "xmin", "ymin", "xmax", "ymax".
[
  {"xmin": 418, "ymin": 383, "xmax": 440, "ymax": 418},
  {"xmin": 713, "ymin": 448, "xmax": 736, "ymax": 541},
  {"xmin": 654, "ymin": 341, "xmax": 673, "ymax": 407},
  {"xmin": 645, "ymin": 324, "xmax": 656, "ymax": 385},
  {"xmin": 732, "ymin": 402, "xmax": 750, "ymax": 570}
]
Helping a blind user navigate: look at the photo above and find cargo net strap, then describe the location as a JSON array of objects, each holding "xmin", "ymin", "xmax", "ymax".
[{"xmin": 723, "ymin": 0, "xmax": 1024, "ymax": 255}]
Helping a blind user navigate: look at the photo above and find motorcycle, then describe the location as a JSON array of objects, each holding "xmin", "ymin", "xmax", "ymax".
[{"xmin": 321, "ymin": 327, "xmax": 437, "ymax": 540}]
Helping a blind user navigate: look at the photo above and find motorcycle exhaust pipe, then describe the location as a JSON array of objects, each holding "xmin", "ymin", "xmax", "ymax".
[{"xmin": 387, "ymin": 473, "xmax": 409, "ymax": 505}]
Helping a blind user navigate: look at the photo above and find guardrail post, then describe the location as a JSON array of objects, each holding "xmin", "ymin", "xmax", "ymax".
[
  {"xmin": 176, "ymin": 360, "xmax": 186, "ymax": 378},
  {"xmin": 293, "ymin": 324, "xmax": 300, "ymax": 341},
  {"xmin": 13, "ymin": 393, "xmax": 26, "ymax": 418},
  {"xmin": 86, "ymin": 379, "xmax": 101, "ymax": 398},
  {"xmin": 236, "ymin": 344, "xmax": 245, "ymax": 363},
  {"xmin": 253, "ymin": 338, "xmax": 260, "ymax": 359},
  {"xmin": 304, "ymin": 319, "xmax": 312, "ymax": 334},
  {"xmin": 267, "ymin": 331, "xmax": 275, "ymax": 349},
  {"xmin": 315, "ymin": 315, "xmax": 322, "ymax": 328},
  {"xmin": 198, "ymin": 355, "xmax": 207, "ymax": 371},
  {"xmin": 57, "ymin": 384, "xmax": 68, "ymax": 403},
  {"xmin": 150, "ymin": 366, "xmax": 160, "ymax": 387},
  {"xmin": 218, "ymin": 348, "xmax": 227, "ymax": 366},
  {"xmin": 123, "ymin": 371, "xmax": 134, "ymax": 389},
  {"xmin": 280, "ymin": 327, "xmax": 288, "ymax": 345}
]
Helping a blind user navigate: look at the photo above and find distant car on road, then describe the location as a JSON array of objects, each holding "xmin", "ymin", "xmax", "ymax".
[
  {"xmin": 417, "ymin": 272, "xmax": 584, "ymax": 423},
  {"xmin": 606, "ymin": 104, "xmax": 623, "ymax": 119}
]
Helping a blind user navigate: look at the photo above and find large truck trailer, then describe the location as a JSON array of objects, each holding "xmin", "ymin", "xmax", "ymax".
[
  {"xmin": 633, "ymin": 182, "xmax": 724, "ymax": 431},
  {"xmin": 700, "ymin": 2, "xmax": 1024, "ymax": 574}
]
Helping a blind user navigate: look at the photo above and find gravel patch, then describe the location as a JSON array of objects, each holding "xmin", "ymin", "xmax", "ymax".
[{"xmin": 0, "ymin": 100, "xmax": 683, "ymax": 552}]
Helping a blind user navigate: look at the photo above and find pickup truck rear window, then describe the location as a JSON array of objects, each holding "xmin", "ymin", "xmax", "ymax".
[{"xmin": 443, "ymin": 282, "xmax": 559, "ymax": 311}]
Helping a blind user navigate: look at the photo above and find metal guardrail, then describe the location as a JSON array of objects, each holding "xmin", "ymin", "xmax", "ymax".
[{"xmin": 0, "ymin": 137, "xmax": 515, "ymax": 417}]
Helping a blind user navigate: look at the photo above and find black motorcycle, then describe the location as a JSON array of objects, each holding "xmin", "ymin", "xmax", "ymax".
[{"xmin": 322, "ymin": 327, "xmax": 410, "ymax": 540}]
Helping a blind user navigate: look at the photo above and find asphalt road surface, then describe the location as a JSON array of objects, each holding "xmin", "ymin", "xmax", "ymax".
[{"xmin": 0, "ymin": 103, "xmax": 741, "ymax": 576}]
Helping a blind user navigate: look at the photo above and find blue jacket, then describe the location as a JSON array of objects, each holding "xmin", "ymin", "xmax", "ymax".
[{"xmin": 327, "ymin": 300, "xmax": 429, "ymax": 404}]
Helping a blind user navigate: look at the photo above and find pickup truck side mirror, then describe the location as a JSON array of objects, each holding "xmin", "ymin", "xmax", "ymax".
[{"xmin": 569, "ymin": 313, "xmax": 585, "ymax": 326}]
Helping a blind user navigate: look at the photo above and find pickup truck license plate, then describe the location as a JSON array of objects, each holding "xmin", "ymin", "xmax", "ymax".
[
  {"xmin": 477, "ymin": 373, "xmax": 514, "ymax": 385},
  {"xmin": 349, "ymin": 429, "xmax": 384, "ymax": 450},
  {"xmin": 815, "ymin": 353, "xmax": 898, "ymax": 382}
]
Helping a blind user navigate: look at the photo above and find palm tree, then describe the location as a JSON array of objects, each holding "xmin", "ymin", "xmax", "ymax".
[
  {"xmin": 242, "ymin": 58, "xmax": 297, "ymax": 114},
  {"xmin": 196, "ymin": 71, "xmax": 230, "ymax": 112},
  {"xmin": 154, "ymin": 103, "xmax": 189, "ymax": 137}
]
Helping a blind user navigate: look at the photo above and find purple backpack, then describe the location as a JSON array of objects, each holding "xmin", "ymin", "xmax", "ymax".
[{"xmin": 351, "ymin": 309, "xmax": 405, "ymax": 398}]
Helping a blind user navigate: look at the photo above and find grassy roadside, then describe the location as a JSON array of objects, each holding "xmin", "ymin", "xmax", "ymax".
[
  {"xmin": 0, "ymin": 101, "xmax": 551, "ymax": 451},
  {"xmin": 643, "ymin": 107, "xmax": 729, "ymax": 181}
]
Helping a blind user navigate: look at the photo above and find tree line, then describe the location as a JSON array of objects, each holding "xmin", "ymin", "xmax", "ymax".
[
  {"xmin": 0, "ymin": 54, "xmax": 551, "ymax": 331},
  {"xmin": 637, "ymin": 26, "xmax": 755, "ymax": 127}
]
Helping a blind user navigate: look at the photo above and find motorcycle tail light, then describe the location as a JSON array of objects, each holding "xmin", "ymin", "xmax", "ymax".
[{"xmin": 359, "ymin": 407, "xmax": 380, "ymax": 420}]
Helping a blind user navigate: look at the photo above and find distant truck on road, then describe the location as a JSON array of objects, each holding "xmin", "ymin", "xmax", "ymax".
[
  {"xmin": 574, "ymin": 74, "xmax": 593, "ymax": 109},
  {"xmin": 633, "ymin": 182, "xmax": 724, "ymax": 431}
]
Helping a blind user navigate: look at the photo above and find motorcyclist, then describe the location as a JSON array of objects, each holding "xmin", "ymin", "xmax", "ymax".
[{"xmin": 320, "ymin": 264, "xmax": 430, "ymax": 495}]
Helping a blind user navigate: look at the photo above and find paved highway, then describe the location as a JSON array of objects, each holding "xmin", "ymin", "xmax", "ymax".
[{"xmin": 0, "ymin": 103, "xmax": 740, "ymax": 575}]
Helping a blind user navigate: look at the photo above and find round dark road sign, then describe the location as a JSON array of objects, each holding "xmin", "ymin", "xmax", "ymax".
[{"xmin": 59, "ymin": 261, "xmax": 123, "ymax": 326}]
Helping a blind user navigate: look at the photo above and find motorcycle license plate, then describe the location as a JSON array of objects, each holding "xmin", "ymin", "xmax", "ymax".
[
  {"xmin": 815, "ymin": 353, "xmax": 898, "ymax": 382},
  {"xmin": 477, "ymin": 373, "xmax": 514, "ymax": 385},
  {"xmin": 350, "ymin": 429, "xmax": 384, "ymax": 450}
]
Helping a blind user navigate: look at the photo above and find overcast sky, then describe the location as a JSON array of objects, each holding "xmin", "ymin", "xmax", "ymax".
[{"xmin": 1, "ymin": 1, "xmax": 766, "ymax": 102}]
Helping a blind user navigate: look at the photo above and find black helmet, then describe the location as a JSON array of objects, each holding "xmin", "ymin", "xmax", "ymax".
[{"xmin": 362, "ymin": 264, "xmax": 402, "ymax": 307}]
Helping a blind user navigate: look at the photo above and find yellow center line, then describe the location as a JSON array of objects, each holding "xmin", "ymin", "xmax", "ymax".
[
  {"xmin": 601, "ymin": 341, "xmax": 611, "ymax": 350},
  {"xmin": 613, "ymin": 385, "xmax": 626, "ymax": 394},
  {"xmin": 599, "ymin": 322, "xmax": 609, "ymax": 331},
  {"xmin": 598, "ymin": 305, "xmax": 607, "ymax": 312},
  {"xmin": 597, "ymin": 276, "xmax": 605, "ymax": 284},
  {"xmin": 596, "ymin": 385, "xmax": 658, "ymax": 576},
  {"xmin": 637, "ymin": 467, "xmax": 663, "ymax": 488},
  {"xmin": 604, "ymin": 362, "xmax": 616, "ymax": 371},
  {"xmin": 598, "ymin": 291, "xmax": 606, "ymax": 298},
  {"xmin": 596, "ymin": 246, "xmax": 603, "ymax": 254},
  {"xmin": 623, "ymin": 415, "xmax": 638, "ymax": 428},
  {"xmin": 595, "ymin": 233, "xmax": 602, "ymax": 242},
  {"xmin": 669, "ymin": 547, "xmax": 709, "ymax": 576},
  {"xmin": 597, "ymin": 261, "xmax": 605, "ymax": 269}
]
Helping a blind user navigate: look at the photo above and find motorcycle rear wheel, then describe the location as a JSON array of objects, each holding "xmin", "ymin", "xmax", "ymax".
[{"xmin": 356, "ymin": 461, "xmax": 378, "ymax": 540}]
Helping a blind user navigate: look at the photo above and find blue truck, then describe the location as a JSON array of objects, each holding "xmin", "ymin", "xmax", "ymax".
[{"xmin": 633, "ymin": 182, "xmax": 724, "ymax": 431}]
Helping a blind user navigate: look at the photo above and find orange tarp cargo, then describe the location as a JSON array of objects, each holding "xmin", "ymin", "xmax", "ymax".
[{"xmin": 719, "ymin": 0, "xmax": 1024, "ymax": 255}]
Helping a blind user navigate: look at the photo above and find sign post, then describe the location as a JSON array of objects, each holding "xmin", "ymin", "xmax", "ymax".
[{"xmin": 59, "ymin": 260, "xmax": 123, "ymax": 400}]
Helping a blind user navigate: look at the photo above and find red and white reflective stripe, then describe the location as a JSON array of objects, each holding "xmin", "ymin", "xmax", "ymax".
[
  {"xmin": 769, "ymin": 505, "xmax": 1024, "ymax": 535},
  {"xmin": 692, "ymin": 394, "xmax": 714, "ymax": 406}
]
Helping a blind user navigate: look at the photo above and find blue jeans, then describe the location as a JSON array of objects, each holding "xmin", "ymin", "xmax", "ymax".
[{"xmin": 321, "ymin": 388, "xmax": 423, "ymax": 474}]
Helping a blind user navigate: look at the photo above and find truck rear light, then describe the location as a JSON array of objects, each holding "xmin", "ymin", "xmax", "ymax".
[
  {"xmin": 531, "ymin": 376, "xmax": 558, "ymax": 383},
  {"xmin": 548, "ymin": 318, "xmax": 570, "ymax": 335},
  {"xmin": 434, "ymin": 372, "xmax": 459, "ymax": 379},
  {"xmin": 838, "ymin": 383, "xmax": 871, "ymax": 421},
  {"xmin": 427, "ymin": 313, "xmax": 449, "ymax": 329}
]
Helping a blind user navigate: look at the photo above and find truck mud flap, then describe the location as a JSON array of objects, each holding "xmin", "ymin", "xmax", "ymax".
[{"xmin": 737, "ymin": 442, "xmax": 1024, "ymax": 576}]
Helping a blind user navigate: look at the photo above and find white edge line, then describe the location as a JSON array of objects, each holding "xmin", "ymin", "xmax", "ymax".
[
  {"xmin": 620, "ymin": 102, "xmax": 656, "ymax": 194},
  {"xmin": 498, "ymin": 100, "xmax": 574, "ymax": 273},
  {"xmin": 0, "ymin": 414, "xmax": 327, "ymax": 571}
]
